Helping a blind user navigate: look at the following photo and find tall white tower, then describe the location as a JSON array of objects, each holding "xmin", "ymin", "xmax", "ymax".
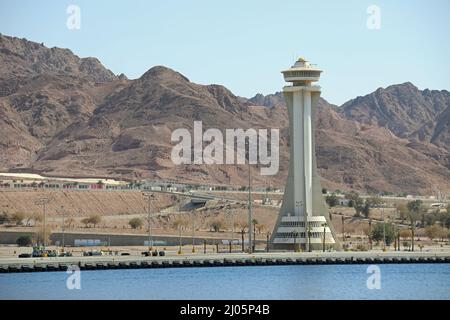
[{"xmin": 271, "ymin": 58, "xmax": 339, "ymax": 251}]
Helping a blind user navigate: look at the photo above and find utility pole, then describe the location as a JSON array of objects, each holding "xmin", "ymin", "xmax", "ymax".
[
  {"xmin": 35, "ymin": 197, "xmax": 50, "ymax": 250},
  {"xmin": 253, "ymin": 221, "xmax": 256, "ymax": 252},
  {"xmin": 231, "ymin": 208, "xmax": 235, "ymax": 253},
  {"xmin": 248, "ymin": 161, "xmax": 253, "ymax": 254},
  {"xmin": 382, "ymin": 207, "xmax": 386, "ymax": 251},
  {"xmin": 226, "ymin": 204, "xmax": 234, "ymax": 253},
  {"xmin": 60, "ymin": 205, "xmax": 66, "ymax": 249},
  {"xmin": 192, "ymin": 212, "xmax": 196, "ymax": 253},
  {"xmin": 142, "ymin": 193, "xmax": 155, "ymax": 251}
]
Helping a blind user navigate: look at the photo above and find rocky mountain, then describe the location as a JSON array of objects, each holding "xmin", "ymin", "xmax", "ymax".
[
  {"xmin": 339, "ymin": 82, "xmax": 450, "ymax": 150},
  {"xmin": 0, "ymin": 34, "xmax": 448, "ymax": 195}
]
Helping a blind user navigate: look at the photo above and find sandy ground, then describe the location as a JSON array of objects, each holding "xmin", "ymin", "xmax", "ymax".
[{"xmin": 1, "ymin": 242, "xmax": 450, "ymax": 259}]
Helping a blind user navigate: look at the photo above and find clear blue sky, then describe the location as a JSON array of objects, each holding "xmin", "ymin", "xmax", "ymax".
[{"xmin": 1, "ymin": 0, "xmax": 449, "ymax": 105}]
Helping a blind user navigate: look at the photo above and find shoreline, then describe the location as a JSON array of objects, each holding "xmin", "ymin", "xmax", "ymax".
[{"xmin": 1, "ymin": 251, "xmax": 449, "ymax": 274}]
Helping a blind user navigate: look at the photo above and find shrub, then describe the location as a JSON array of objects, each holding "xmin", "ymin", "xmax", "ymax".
[
  {"xmin": 371, "ymin": 222, "xmax": 396, "ymax": 246},
  {"xmin": 16, "ymin": 235, "xmax": 33, "ymax": 247},
  {"xmin": 0, "ymin": 212, "xmax": 10, "ymax": 225},
  {"xmin": 129, "ymin": 218, "xmax": 143, "ymax": 229},
  {"xmin": 325, "ymin": 193, "xmax": 339, "ymax": 207}
]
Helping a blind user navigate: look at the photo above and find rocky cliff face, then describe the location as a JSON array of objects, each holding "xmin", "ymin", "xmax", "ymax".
[
  {"xmin": 0, "ymin": 34, "xmax": 448, "ymax": 195},
  {"xmin": 339, "ymin": 82, "xmax": 450, "ymax": 149}
]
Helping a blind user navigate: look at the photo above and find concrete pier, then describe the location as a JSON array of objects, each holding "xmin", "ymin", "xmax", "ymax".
[{"xmin": 0, "ymin": 251, "xmax": 449, "ymax": 273}]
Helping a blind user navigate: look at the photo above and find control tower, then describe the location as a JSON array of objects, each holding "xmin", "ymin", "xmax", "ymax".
[{"xmin": 271, "ymin": 58, "xmax": 339, "ymax": 251}]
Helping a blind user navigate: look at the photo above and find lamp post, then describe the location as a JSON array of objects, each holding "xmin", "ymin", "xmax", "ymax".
[
  {"xmin": 382, "ymin": 207, "xmax": 386, "ymax": 251},
  {"xmin": 142, "ymin": 193, "xmax": 155, "ymax": 251},
  {"xmin": 178, "ymin": 227, "xmax": 182, "ymax": 255},
  {"xmin": 60, "ymin": 205, "xmax": 66, "ymax": 249},
  {"xmin": 191, "ymin": 212, "xmax": 196, "ymax": 253},
  {"xmin": 226, "ymin": 205, "xmax": 234, "ymax": 253},
  {"xmin": 35, "ymin": 197, "xmax": 50, "ymax": 250},
  {"xmin": 247, "ymin": 160, "xmax": 253, "ymax": 254}
]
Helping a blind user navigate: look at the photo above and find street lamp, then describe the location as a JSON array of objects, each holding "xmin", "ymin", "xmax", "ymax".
[
  {"xmin": 35, "ymin": 197, "xmax": 50, "ymax": 250},
  {"xmin": 59, "ymin": 205, "xmax": 66, "ymax": 249},
  {"xmin": 247, "ymin": 160, "xmax": 253, "ymax": 254},
  {"xmin": 191, "ymin": 212, "xmax": 196, "ymax": 253},
  {"xmin": 226, "ymin": 204, "xmax": 234, "ymax": 253},
  {"xmin": 381, "ymin": 206, "xmax": 386, "ymax": 251},
  {"xmin": 142, "ymin": 192, "xmax": 155, "ymax": 251}
]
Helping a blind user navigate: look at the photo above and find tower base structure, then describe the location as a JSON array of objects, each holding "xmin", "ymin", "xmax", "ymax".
[{"xmin": 270, "ymin": 58, "xmax": 340, "ymax": 251}]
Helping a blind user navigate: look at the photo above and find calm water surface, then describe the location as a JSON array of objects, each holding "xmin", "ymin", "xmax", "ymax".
[{"xmin": 0, "ymin": 264, "xmax": 449, "ymax": 300}]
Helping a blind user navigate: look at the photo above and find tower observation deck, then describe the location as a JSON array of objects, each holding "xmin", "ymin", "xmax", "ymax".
[{"xmin": 271, "ymin": 57, "xmax": 339, "ymax": 251}]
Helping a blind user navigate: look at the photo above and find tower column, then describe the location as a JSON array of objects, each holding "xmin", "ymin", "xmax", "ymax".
[
  {"xmin": 270, "ymin": 57, "xmax": 339, "ymax": 251},
  {"xmin": 303, "ymin": 89, "xmax": 312, "ymax": 217},
  {"xmin": 292, "ymin": 89, "xmax": 304, "ymax": 217}
]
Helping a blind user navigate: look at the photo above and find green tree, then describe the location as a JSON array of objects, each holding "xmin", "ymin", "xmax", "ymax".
[
  {"xmin": 362, "ymin": 196, "xmax": 383, "ymax": 219},
  {"xmin": 396, "ymin": 203, "xmax": 408, "ymax": 223},
  {"xmin": 81, "ymin": 217, "xmax": 91, "ymax": 228},
  {"xmin": 407, "ymin": 200, "xmax": 423, "ymax": 214},
  {"xmin": 325, "ymin": 193, "xmax": 339, "ymax": 207},
  {"xmin": 16, "ymin": 235, "xmax": 33, "ymax": 247},
  {"xmin": 406, "ymin": 200, "xmax": 424, "ymax": 251},
  {"xmin": 345, "ymin": 191, "xmax": 366, "ymax": 216},
  {"xmin": 345, "ymin": 191, "xmax": 359, "ymax": 203},
  {"xmin": 208, "ymin": 218, "xmax": 225, "ymax": 232},
  {"xmin": 362, "ymin": 202, "xmax": 371, "ymax": 218},
  {"xmin": 89, "ymin": 215, "xmax": 101, "ymax": 228},
  {"xmin": 371, "ymin": 222, "xmax": 396, "ymax": 246},
  {"xmin": 366, "ymin": 196, "xmax": 383, "ymax": 208},
  {"xmin": 424, "ymin": 224, "xmax": 443, "ymax": 241},
  {"xmin": 354, "ymin": 198, "xmax": 365, "ymax": 217},
  {"xmin": 0, "ymin": 212, "xmax": 10, "ymax": 225},
  {"xmin": 81, "ymin": 215, "xmax": 102, "ymax": 228},
  {"xmin": 129, "ymin": 217, "xmax": 143, "ymax": 229}
]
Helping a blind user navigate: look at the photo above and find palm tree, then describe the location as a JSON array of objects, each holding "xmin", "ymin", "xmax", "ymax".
[
  {"xmin": 252, "ymin": 219, "xmax": 258, "ymax": 252},
  {"xmin": 321, "ymin": 222, "xmax": 328, "ymax": 252},
  {"xmin": 293, "ymin": 230, "xmax": 299, "ymax": 252},
  {"xmin": 172, "ymin": 216, "xmax": 188, "ymax": 254},
  {"xmin": 236, "ymin": 221, "xmax": 248, "ymax": 252},
  {"xmin": 307, "ymin": 226, "xmax": 312, "ymax": 252},
  {"xmin": 407, "ymin": 200, "xmax": 423, "ymax": 252}
]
